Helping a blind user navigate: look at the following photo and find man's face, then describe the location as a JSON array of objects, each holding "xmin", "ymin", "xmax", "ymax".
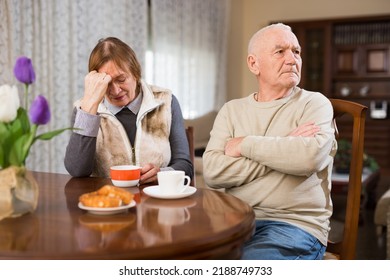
[{"xmin": 257, "ymin": 28, "xmax": 302, "ymax": 91}]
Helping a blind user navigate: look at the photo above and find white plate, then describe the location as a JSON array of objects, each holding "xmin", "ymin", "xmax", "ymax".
[
  {"xmin": 143, "ymin": 186, "xmax": 197, "ymax": 199},
  {"xmin": 78, "ymin": 200, "xmax": 136, "ymax": 215}
]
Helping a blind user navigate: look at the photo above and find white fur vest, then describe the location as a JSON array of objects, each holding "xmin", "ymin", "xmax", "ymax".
[{"xmin": 92, "ymin": 80, "xmax": 172, "ymax": 177}]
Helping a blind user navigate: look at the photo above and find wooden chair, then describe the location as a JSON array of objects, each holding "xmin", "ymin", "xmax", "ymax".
[
  {"xmin": 324, "ymin": 98, "xmax": 368, "ymax": 260},
  {"xmin": 185, "ymin": 126, "xmax": 196, "ymax": 187}
]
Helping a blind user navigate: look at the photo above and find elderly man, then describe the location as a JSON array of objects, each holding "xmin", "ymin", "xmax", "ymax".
[{"xmin": 203, "ymin": 23, "xmax": 337, "ymax": 260}]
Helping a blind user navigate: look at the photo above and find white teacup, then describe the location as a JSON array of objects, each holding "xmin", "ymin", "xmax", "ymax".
[
  {"xmin": 158, "ymin": 207, "xmax": 190, "ymax": 226},
  {"xmin": 157, "ymin": 170, "xmax": 191, "ymax": 195}
]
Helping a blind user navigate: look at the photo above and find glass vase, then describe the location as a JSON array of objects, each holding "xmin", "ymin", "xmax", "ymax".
[{"xmin": 0, "ymin": 166, "xmax": 39, "ymax": 221}]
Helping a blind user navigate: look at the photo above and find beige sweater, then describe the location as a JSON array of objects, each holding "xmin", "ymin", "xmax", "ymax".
[{"xmin": 203, "ymin": 88, "xmax": 337, "ymax": 245}]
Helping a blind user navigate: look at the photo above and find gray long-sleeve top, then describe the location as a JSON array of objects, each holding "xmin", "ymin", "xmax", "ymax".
[{"xmin": 64, "ymin": 93, "xmax": 193, "ymax": 179}]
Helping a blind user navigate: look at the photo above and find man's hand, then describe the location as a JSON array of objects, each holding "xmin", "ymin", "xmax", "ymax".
[
  {"xmin": 80, "ymin": 70, "xmax": 112, "ymax": 114},
  {"xmin": 224, "ymin": 122, "xmax": 319, "ymax": 158},
  {"xmin": 288, "ymin": 122, "xmax": 320, "ymax": 137},
  {"xmin": 225, "ymin": 137, "xmax": 245, "ymax": 157}
]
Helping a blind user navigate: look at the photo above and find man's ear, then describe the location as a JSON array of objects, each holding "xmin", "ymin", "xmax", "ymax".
[{"xmin": 247, "ymin": 54, "xmax": 260, "ymax": 75}]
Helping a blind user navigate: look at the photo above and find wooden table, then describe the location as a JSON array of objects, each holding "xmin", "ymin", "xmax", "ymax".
[{"xmin": 0, "ymin": 171, "xmax": 255, "ymax": 260}]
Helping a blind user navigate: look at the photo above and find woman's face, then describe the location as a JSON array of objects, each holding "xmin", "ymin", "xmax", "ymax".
[{"xmin": 98, "ymin": 60, "xmax": 138, "ymax": 107}]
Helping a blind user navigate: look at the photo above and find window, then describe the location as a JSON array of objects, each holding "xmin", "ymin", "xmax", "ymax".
[{"xmin": 145, "ymin": 0, "xmax": 230, "ymax": 119}]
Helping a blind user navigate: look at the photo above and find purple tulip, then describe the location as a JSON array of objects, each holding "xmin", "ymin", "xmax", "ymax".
[
  {"xmin": 29, "ymin": 95, "xmax": 51, "ymax": 125},
  {"xmin": 13, "ymin": 56, "xmax": 36, "ymax": 84}
]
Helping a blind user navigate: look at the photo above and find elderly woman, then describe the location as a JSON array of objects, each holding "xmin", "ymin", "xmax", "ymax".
[{"xmin": 64, "ymin": 37, "xmax": 193, "ymax": 184}]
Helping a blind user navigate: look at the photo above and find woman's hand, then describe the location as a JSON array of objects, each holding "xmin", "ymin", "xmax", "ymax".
[
  {"xmin": 80, "ymin": 71, "xmax": 112, "ymax": 114},
  {"xmin": 140, "ymin": 163, "xmax": 160, "ymax": 184}
]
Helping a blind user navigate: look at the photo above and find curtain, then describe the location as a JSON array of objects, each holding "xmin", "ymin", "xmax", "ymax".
[
  {"xmin": 0, "ymin": 0, "xmax": 230, "ymax": 173},
  {"xmin": 0, "ymin": 0, "xmax": 147, "ymax": 173},
  {"xmin": 149, "ymin": 0, "xmax": 230, "ymax": 119}
]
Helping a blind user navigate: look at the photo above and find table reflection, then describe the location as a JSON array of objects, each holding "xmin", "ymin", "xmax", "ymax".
[
  {"xmin": 76, "ymin": 213, "xmax": 141, "ymax": 251},
  {"xmin": 0, "ymin": 214, "xmax": 39, "ymax": 251},
  {"xmin": 137, "ymin": 196, "xmax": 199, "ymax": 244}
]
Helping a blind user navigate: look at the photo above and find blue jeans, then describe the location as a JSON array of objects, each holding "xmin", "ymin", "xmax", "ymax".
[{"xmin": 241, "ymin": 220, "xmax": 326, "ymax": 260}]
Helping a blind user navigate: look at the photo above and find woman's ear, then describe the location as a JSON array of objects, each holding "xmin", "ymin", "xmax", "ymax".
[{"xmin": 247, "ymin": 54, "xmax": 260, "ymax": 75}]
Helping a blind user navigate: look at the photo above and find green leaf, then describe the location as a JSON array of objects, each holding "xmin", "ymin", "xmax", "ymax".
[
  {"xmin": 17, "ymin": 107, "xmax": 31, "ymax": 133},
  {"xmin": 8, "ymin": 118, "xmax": 24, "ymax": 140},
  {"xmin": 9, "ymin": 135, "xmax": 27, "ymax": 166},
  {"xmin": 0, "ymin": 122, "xmax": 9, "ymax": 144},
  {"xmin": 0, "ymin": 123, "xmax": 13, "ymax": 167},
  {"xmin": 21, "ymin": 130, "xmax": 36, "ymax": 163},
  {"xmin": 0, "ymin": 145, "xmax": 4, "ymax": 168},
  {"xmin": 8, "ymin": 129, "xmax": 36, "ymax": 166},
  {"xmin": 34, "ymin": 127, "xmax": 75, "ymax": 141}
]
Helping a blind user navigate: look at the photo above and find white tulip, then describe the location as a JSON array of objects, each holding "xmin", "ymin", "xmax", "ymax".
[{"xmin": 0, "ymin": 84, "xmax": 20, "ymax": 122}]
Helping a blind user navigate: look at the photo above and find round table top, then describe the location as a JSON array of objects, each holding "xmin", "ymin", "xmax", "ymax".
[{"xmin": 0, "ymin": 171, "xmax": 255, "ymax": 260}]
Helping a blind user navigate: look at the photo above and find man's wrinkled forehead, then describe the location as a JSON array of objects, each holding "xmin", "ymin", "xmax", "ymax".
[{"xmin": 262, "ymin": 28, "xmax": 300, "ymax": 50}]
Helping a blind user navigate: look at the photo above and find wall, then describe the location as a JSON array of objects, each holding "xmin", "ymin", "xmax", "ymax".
[{"xmin": 227, "ymin": 0, "xmax": 390, "ymax": 101}]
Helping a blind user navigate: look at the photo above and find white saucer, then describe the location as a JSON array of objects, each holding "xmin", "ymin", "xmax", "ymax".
[
  {"xmin": 78, "ymin": 200, "xmax": 136, "ymax": 215},
  {"xmin": 143, "ymin": 186, "xmax": 197, "ymax": 199}
]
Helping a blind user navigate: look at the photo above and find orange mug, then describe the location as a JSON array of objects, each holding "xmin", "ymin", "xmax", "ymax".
[{"xmin": 110, "ymin": 165, "xmax": 141, "ymax": 187}]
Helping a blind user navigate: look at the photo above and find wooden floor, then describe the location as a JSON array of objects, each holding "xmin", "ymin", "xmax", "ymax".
[
  {"xmin": 357, "ymin": 171, "xmax": 389, "ymax": 260},
  {"xmin": 330, "ymin": 171, "xmax": 389, "ymax": 260},
  {"xmin": 355, "ymin": 206, "xmax": 387, "ymax": 259}
]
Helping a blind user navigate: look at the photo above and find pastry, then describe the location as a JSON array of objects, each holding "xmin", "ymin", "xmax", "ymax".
[{"xmin": 79, "ymin": 185, "xmax": 134, "ymax": 208}]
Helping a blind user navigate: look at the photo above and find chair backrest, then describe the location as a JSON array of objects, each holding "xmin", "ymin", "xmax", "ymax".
[
  {"xmin": 325, "ymin": 98, "xmax": 368, "ymax": 260},
  {"xmin": 185, "ymin": 126, "xmax": 196, "ymax": 187}
]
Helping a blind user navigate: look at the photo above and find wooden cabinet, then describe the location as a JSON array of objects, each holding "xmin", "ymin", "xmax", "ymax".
[
  {"xmin": 334, "ymin": 45, "xmax": 390, "ymax": 78},
  {"xmin": 284, "ymin": 21, "xmax": 332, "ymax": 95},
  {"xmin": 333, "ymin": 44, "xmax": 390, "ymax": 99},
  {"xmin": 281, "ymin": 16, "xmax": 390, "ymax": 170}
]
